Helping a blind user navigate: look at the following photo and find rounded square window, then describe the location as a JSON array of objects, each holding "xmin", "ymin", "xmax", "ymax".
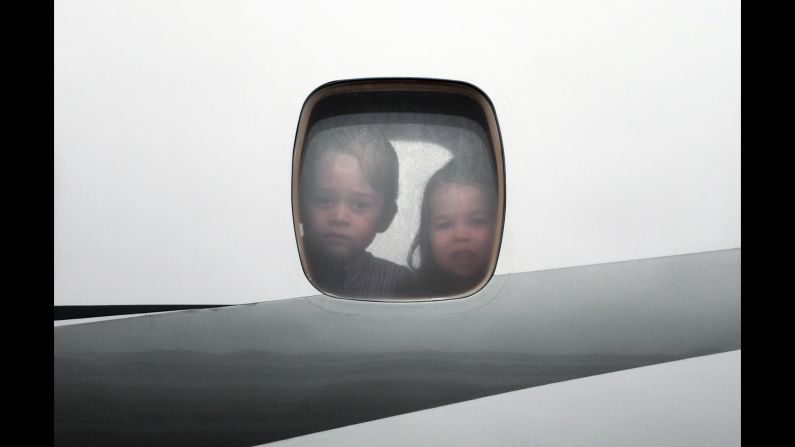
[{"xmin": 292, "ymin": 79, "xmax": 505, "ymax": 301}]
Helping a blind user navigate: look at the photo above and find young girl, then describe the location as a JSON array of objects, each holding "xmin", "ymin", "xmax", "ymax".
[{"xmin": 402, "ymin": 157, "xmax": 499, "ymax": 298}]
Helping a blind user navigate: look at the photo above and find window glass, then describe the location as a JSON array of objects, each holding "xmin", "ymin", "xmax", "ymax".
[{"xmin": 293, "ymin": 80, "xmax": 504, "ymax": 301}]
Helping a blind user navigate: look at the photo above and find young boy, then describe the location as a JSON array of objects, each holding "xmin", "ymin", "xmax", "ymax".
[{"xmin": 299, "ymin": 126, "xmax": 412, "ymax": 298}]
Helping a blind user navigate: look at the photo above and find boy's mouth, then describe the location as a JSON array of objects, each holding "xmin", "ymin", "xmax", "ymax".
[{"xmin": 323, "ymin": 233, "xmax": 351, "ymax": 244}]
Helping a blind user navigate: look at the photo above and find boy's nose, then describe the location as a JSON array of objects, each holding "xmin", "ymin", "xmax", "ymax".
[{"xmin": 329, "ymin": 204, "xmax": 351, "ymax": 224}]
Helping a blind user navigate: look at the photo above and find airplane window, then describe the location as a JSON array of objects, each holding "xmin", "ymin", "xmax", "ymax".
[{"xmin": 292, "ymin": 79, "xmax": 504, "ymax": 301}]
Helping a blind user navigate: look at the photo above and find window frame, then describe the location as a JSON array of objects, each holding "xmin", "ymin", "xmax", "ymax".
[{"xmin": 291, "ymin": 78, "xmax": 506, "ymax": 302}]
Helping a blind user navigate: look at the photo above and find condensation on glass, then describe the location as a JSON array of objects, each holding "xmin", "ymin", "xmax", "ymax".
[{"xmin": 292, "ymin": 79, "xmax": 505, "ymax": 301}]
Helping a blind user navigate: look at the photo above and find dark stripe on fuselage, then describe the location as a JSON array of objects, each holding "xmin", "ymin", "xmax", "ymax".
[{"xmin": 54, "ymin": 305, "xmax": 229, "ymax": 321}]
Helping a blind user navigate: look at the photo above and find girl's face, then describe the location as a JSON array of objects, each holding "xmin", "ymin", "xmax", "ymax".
[{"xmin": 429, "ymin": 182, "xmax": 495, "ymax": 280}]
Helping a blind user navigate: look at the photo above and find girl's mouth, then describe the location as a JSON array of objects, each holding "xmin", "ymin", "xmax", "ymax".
[{"xmin": 450, "ymin": 249, "xmax": 476, "ymax": 262}]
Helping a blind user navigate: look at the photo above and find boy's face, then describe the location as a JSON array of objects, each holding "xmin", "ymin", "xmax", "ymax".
[
  {"xmin": 303, "ymin": 152, "xmax": 390, "ymax": 263},
  {"xmin": 429, "ymin": 183, "xmax": 494, "ymax": 280}
]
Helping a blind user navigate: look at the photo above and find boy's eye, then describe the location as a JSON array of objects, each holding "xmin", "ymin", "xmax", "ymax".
[
  {"xmin": 313, "ymin": 196, "xmax": 334, "ymax": 207},
  {"xmin": 352, "ymin": 200, "xmax": 373, "ymax": 210}
]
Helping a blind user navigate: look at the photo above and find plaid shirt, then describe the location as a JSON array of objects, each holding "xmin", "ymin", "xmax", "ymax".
[{"xmin": 311, "ymin": 251, "xmax": 413, "ymax": 299}]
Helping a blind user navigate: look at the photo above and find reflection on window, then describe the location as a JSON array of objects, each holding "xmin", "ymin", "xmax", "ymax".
[
  {"xmin": 369, "ymin": 140, "xmax": 452, "ymax": 267},
  {"xmin": 293, "ymin": 80, "xmax": 504, "ymax": 301}
]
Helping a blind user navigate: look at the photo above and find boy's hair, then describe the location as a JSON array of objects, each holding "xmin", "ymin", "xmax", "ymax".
[
  {"xmin": 407, "ymin": 156, "xmax": 498, "ymax": 277},
  {"xmin": 300, "ymin": 126, "xmax": 399, "ymax": 205}
]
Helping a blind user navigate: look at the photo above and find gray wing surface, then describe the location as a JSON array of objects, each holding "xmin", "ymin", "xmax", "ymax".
[{"xmin": 54, "ymin": 249, "xmax": 740, "ymax": 446}]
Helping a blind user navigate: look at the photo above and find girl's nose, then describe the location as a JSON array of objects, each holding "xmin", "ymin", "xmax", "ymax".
[{"xmin": 452, "ymin": 223, "xmax": 469, "ymax": 240}]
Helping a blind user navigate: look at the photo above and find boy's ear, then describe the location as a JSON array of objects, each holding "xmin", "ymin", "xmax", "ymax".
[{"xmin": 376, "ymin": 201, "xmax": 398, "ymax": 233}]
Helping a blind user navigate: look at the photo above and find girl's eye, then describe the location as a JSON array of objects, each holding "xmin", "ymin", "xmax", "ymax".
[{"xmin": 434, "ymin": 221, "xmax": 452, "ymax": 230}]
